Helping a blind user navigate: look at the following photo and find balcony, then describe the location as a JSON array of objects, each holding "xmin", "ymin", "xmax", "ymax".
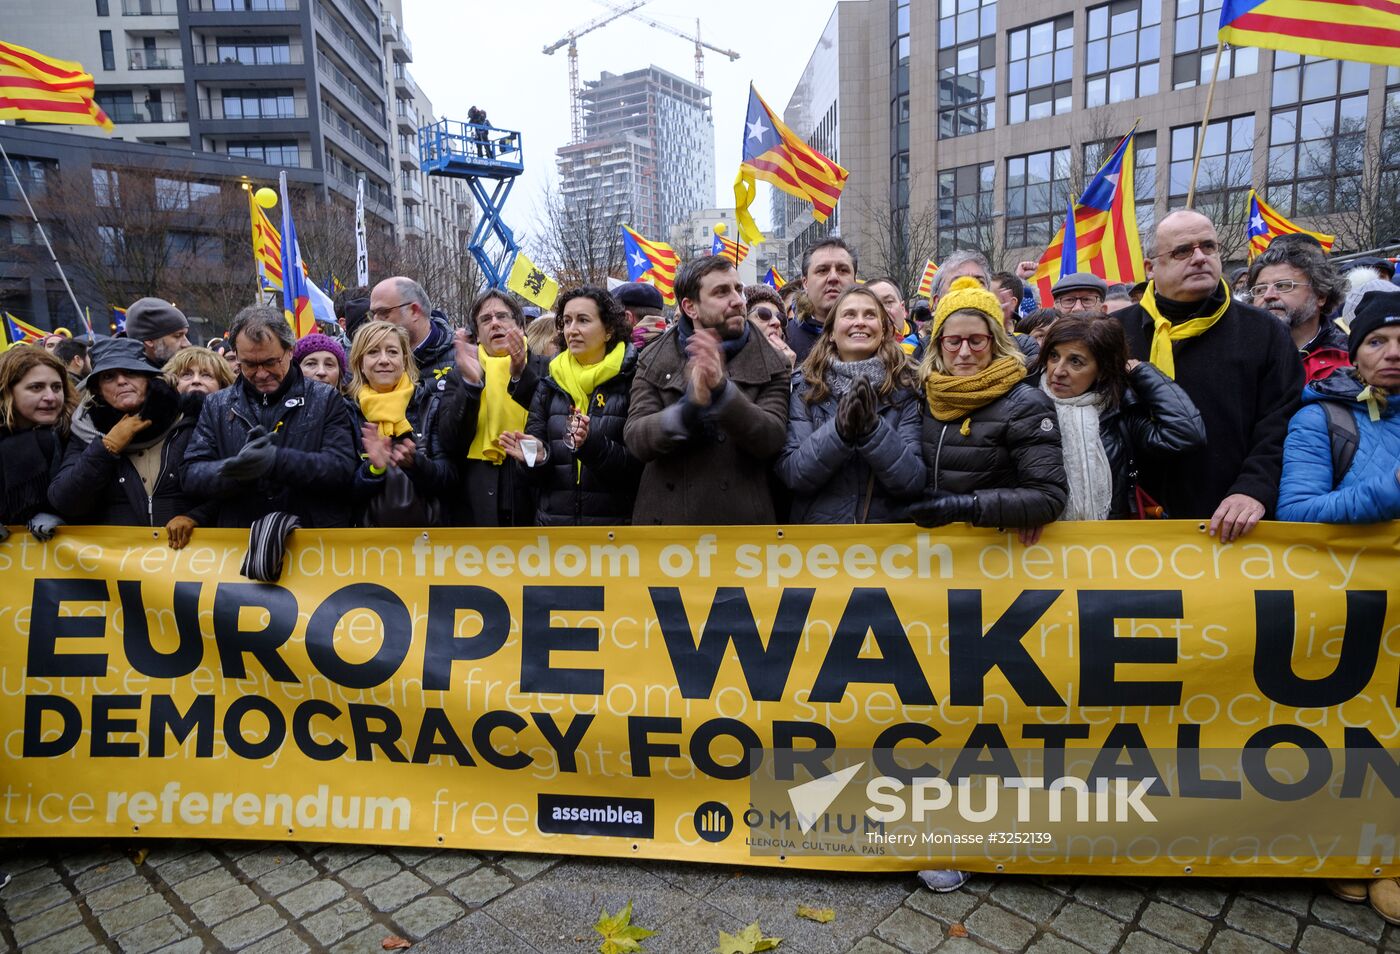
[
  {"xmin": 127, "ymin": 48, "xmax": 183, "ymax": 70},
  {"xmin": 394, "ymin": 100, "xmax": 417, "ymax": 133},
  {"xmin": 380, "ymin": 10, "xmax": 412, "ymax": 61},
  {"xmin": 190, "ymin": 43, "xmax": 303, "ymax": 66},
  {"xmin": 400, "ymin": 172, "xmax": 423, "ymax": 202},
  {"xmin": 392, "ymin": 63, "xmax": 414, "ymax": 96},
  {"xmin": 187, "ymin": 0, "xmax": 300, "ymax": 12},
  {"xmin": 313, "ymin": 3, "xmax": 382, "ymax": 77},
  {"xmin": 123, "ymin": 0, "xmax": 179, "ymax": 13},
  {"xmin": 323, "ymin": 104, "xmax": 389, "ymax": 169},
  {"xmin": 315, "ymin": 52, "xmax": 385, "ymax": 125},
  {"xmin": 198, "ymin": 95, "xmax": 308, "ymax": 120},
  {"xmin": 98, "ymin": 100, "xmax": 188, "ymax": 123}
]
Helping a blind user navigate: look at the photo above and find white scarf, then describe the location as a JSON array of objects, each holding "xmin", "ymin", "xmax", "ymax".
[{"xmin": 1040, "ymin": 377, "xmax": 1112, "ymax": 521}]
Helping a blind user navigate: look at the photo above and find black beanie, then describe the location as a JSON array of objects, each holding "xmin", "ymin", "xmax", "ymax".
[{"xmin": 1347, "ymin": 289, "xmax": 1400, "ymax": 361}]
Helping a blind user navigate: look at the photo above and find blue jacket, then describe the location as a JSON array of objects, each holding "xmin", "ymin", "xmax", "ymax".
[{"xmin": 1277, "ymin": 372, "xmax": 1400, "ymax": 524}]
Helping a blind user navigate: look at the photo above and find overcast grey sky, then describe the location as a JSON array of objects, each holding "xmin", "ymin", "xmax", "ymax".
[{"xmin": 403, "ymin": 0, "xmax": 835, "ymax": 237}]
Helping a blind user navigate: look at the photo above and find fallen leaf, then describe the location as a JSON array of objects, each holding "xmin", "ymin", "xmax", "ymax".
[
  {"xmin": 593, "ymin": 900, "xmax": 656, "ymax": 954},
  {"xmin": 126, "ymin": 848, "xmax": 149, "ymax": 865},
  {"xmin": 382, "ymin": 936, "xmax": 412, "ymax": 950},
  {"xmin": 715, "ymin": 921, "xmax": 783, "ymax": 953},
  {"xmin": 796, "ymin": 905, "xmax": 835, "ymax": 924},
  {"xmin": 948, "ymin": 923, "xmax": 969, "ymax": 938}
]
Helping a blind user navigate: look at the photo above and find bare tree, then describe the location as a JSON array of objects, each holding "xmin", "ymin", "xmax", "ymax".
[
  {"xmin": 1298, "ymin": 117, "xmax": 1400, "ymax": 254},
  {"xmin": 848, "ymin": 176, "xmax": 941, "ymax": 299},
  {"xmin": 530, "ymin": 182, "xmax": 625, "ymax": 289},
  {"xmin": 1184, "ymin": 147, "xmax": 1256, "ymax": 264}
]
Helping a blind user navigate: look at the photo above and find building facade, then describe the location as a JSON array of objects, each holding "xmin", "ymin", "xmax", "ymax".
[
  {"xmin": 777, "ymin": 0, "xmax": 1399, "ymax": 287},
  {"xmin": 557, "ymin": 66, "xmax": 716, "ymax": 241}
]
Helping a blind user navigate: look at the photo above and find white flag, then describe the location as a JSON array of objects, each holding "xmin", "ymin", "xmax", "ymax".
[{"xmin": 355, "ymin": 176, "xmax": 369, "ymax": 286}]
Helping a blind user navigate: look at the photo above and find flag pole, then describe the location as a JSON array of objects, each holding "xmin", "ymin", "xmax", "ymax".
[
  {"xmin": 0, "ymin": 139, "xmax": 86, "ymax": 326},
  {"xmin": 1184, "ymin": 40, "xmax": 1225, "ymax": 209},
  {"xmin": 243, "ymin": 183, "xmax": 265, "ymax": 305}
]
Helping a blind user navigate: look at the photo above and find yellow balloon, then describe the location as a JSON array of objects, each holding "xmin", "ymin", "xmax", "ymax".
[
  {"xmin": 713, "ymin": 222, "xmax": 727, "ymax": 235},
  {"xmin": 254, "ymin": 187, "xmax": 278, "ymax": 209}
]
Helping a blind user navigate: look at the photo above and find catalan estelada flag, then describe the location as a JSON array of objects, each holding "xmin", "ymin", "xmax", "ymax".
[
  {"xmin": 110, "ymin": 305, "xmax": 126, "ymax": 334},
  {"xmin": 916, "ymin": 260, "xmax": 940, "ymax": 299},
  {"xmin": 733, "ymin": 84, "xmax": 849, "ymax": 246},
  {"xmin": 252, "ymin": 201, "xmax": 285, "ymax": 291},
  {"xmin": 1218, "ymin": 0, "xmax": 1400, "ymax": 67},
  {"xmin": 1246, "ymin": 189, "xmax": 1336, "ymax": 260},
  {"xmin": 0, "ymin": 41, "xmax": 113, "ymax": 132},
  {"xmin": 4, "ymin": 312, "xmax": 45, "ymax": 344},
  {"xmin": 278, "ymin": 172, "xmax": 335, "ymax": 339},
  {"xmin": 621, "ymin": 225, "xmax": 680, "ymax": 306},
  {"xmin": 1032, "ymin": 125, "xmax": 1145, "ymax": 302},
  {"xmin": 763, "ymin": 266, "xmax": 785, "ymax": 291},
  {"xmin": 711, "ymin": 230, "xmax": 750, "ymax": 266}
]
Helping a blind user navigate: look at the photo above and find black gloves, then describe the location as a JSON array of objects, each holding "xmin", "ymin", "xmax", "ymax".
[
  {"xmin": 835, "ymin": 377, "xmax": 878, "ymax": 443},
  {"xmin": 909, "ymin": 493, "xmax": 977, "ymax": 528},
  {"xmin": 221, "ymin": 425, "xmax": 278, "ymax": 482}
]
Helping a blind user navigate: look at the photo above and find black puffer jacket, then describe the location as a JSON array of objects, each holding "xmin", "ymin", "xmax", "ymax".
[
  {"xmin": 0, "ymin": 426, "xmax": 64, "ymax": 525},
  {"xmin": 920, "ymin": 381, "xmax": 1068, "ymax": 528},
  {"xmin": 182, "ymin": 367, "xmax": 358, "ymax": 528},
  {"xmin": 521, "ymin": 346, "xmax": 643, "ymax": 526},
  {"xmin": 50, "ymin": 385, "xmax": 215, "ymax": 528},
  {"xmin": 413, "ymin": 313, "xmax": 458, "ymax": 385},
  {"xmin": 349, "ymin": 381, "xmax": 458, "ymax": 525}
]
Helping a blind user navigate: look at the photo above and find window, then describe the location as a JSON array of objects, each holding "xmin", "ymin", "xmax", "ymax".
[
  {"xmin": 1, "ymin": 218, "xmax": 36, "ymax": 248},
  {"xmin": 99, "ymin": 30, "xmax": 114, "ymax": 71},
  {"xmin": 1172, "ymin": 0, "xmax": 1256, "ymax": 89},
  {"xmin": 1005, "ymin": 148, "xmax": 1071, "ymax": 250},
  {"xmin": 890, "ymin": 0, "xmax": 911, "ymax": 212},
  {"xmin": 1007, "ymin": 15, "xmax": 1072, "ymax": 124},
  {"xmin": 98, "ymin": 226, "xmax": 123, "ymax": 268},
  {"xmin": 1169, "ymin": 114, "xmax": 1253, "ymax": 207},
  {"xmin": 220, "ymin": 88, "xmax": 296, "ymax": 119},
  {"xmin": 1085, "ymin": 0, "xmax": 1160, "ymax": 107},
  {"xmin": 1267, "ymin": 55, "xmax": 1370, "ymax": 216},
  {"xmin": 92, "ymin": 168, "xmax": 118, "ymax": 207},
  {"xmin": 937, "ymin": 162, "xmax": 994, "ymax": 258},
  {"xmin": 95, "ymin": 0, "xmax": 109, "ymax": 14},
  {"xmin": 226, "ymin": 140, "xmax": 301, "ymax": 165},
  {"xmin": 1, "ymin": 157, "xmax": 51, "ymax": 201},
  {"xmin": 1085, "ymin": 131, "xmax": 1158, "ymax": 232},
  {"xmin": 938, "ymin": 0, "xmax": 997, "ymax": 139},
  {"xmin": 214, "ymin": 36, "xmax": 292, "ymax": 65}
]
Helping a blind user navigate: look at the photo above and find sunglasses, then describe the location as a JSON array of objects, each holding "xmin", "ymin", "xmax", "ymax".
[{"xmin": 750, "ymin": 306, "xmax": 781, "ymax": 322}]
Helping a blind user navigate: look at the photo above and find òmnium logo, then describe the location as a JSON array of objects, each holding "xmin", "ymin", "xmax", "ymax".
[
  {"xmin": 693, "ymin": 801, "xmax": 733, "ymax": 843},
  {"xmin": 537, "ymin": 794, "xmax": 654, "ymax": 838}
]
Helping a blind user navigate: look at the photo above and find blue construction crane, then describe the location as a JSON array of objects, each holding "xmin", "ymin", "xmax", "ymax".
[{"xmin": 418, "ymin": 118, "xmax": 523, "ymax": 289}]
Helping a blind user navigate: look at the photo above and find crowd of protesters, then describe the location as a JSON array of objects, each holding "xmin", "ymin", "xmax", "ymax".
[{"xmin": 1, "ymin": 209, "xmax": 1398, "ymax": 916}]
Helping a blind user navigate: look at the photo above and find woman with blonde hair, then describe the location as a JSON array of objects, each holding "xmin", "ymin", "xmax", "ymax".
[
  {"xmin": 0, "ymin": 346, "xmax": 77, "ymax": 538},
  {"xmin": 776, "ymin": 285, "xmax": 924, "ymax": 522},
  {"xmin": 163, "ymin": 346, "xmax": 235, "ymax": 397},
  {"xmin": 347, "ymin": 320, "xmax": 456, "ymax": 526}
]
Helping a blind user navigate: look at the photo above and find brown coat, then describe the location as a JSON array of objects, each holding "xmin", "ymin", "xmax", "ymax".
[{"xmin": 624, "ymin": 324, "xmax": 791, "ymax": 525}]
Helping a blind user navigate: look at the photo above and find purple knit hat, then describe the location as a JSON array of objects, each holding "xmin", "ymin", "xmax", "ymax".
[{"xmin": 292, "ymin": 333, "xmax": 347, "ymax": 376}]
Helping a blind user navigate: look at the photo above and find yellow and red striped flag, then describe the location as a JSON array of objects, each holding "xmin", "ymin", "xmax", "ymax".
[
  {"xmin": 733, "ymin": 84, "xmax": 849, "ymax": 246},
  {"xmin": 253, "ymin": 202, "xmax": 285, "ymax": 290},
  {"xmin": 1246, "ymin": 189, "xmax": 1335, "ymax": 260},
  {"xmin": 1218, "ymin": 0, "xmax": 1400, "ymax": 67},
  {"xmin": 4, "ymin": 311, "xmax": 45, "ymax": 345},
  {"xmin": 621, "ymin": 225, "xmax": 680, "ymax": 306},
  {"xmin": 0, "ymin": 41, "xmax": 113, "ymax": 132},
  {"xmin": 916, "ymin": 260, "xmax": 940, "ymax": 299},
  {"xmin": 711, "ymin": 229, "xmax": 750, "ymax": 266}
]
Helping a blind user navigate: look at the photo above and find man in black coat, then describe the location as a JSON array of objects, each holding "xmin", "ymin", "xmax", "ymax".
[
  {"xmin": 788, "ymin": 237, "xmax": 857, "ymax": 362},
  {"xmin": 182, "ymin": 306, "xmax": 357, "ymax": 528},
  {"xmin": 1116, "ymin": 210, "xmax": 1302, "ymax": 541}
]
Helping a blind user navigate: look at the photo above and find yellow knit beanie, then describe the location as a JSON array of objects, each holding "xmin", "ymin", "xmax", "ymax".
[{"xmin": 931, "ymin": 276, "xmax": 1001, "ymax": 339}]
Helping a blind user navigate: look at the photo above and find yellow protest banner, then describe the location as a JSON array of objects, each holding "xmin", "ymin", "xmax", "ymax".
[
  {"xmin": 1, "ymin": 522, "xmax": 1396, "ymax": 877},
  {"xmin": 506, "ymin": 252, "xmax": 559, "ymax": 310}
]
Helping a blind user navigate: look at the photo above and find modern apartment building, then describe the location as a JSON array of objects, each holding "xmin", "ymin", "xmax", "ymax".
[
  {"xmin": 557, "ymin": 66, "xmax": 716, "ymax": 241},
  {"xmin": 775, "ymin": 0, "xmax": 1399, "ymax": 281}
]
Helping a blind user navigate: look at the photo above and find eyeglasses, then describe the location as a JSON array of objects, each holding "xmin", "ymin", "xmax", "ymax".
[
  {"xmin": 751, "ymin": 306, "xmax": 780, "ymax": 322},
  {"xmin": 1248, "ymin": 280, "xmax": 1312, "ymax": 299},
  {"xmin": 939, "ymin": 334, "xmax": 992, "ymax": 352},
  {"xmin": 476, "ymin": 310, "xmax": 515, "ymax": 325},
  {"xmin": 1161, "ymin": 240, "xmax": 1220, "ymax": 262},
  {"xmin": 368, "ymin": 301, "xmax": 410, "ymax": 320},
  {"xmin": 239, "ymin": 355, "xmax": 286, "ymax": 372},
  {"xmin": 1057, "ymin": 295, "xmax": 1103, "ymax": 310}
]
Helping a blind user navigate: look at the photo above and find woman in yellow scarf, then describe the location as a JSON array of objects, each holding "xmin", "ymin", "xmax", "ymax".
[
  {"xmin": 497, "ymin": 287, "xmax": 642, "ymax": 525},
  {"xmin": 348, "ymin": 320, "xmax": 457, "ymax": 526}
]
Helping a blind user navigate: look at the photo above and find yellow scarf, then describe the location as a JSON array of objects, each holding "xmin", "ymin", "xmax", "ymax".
[
  {"xmin": 1142, "ymin": 279, "xmax": 1231, "ymax": 380},
  {"xmin": 923, "ymin": 356, "xmax": 1026, "ymax": 422},
  {"xmin": 357, "ymin": 374, "xmax": 415, "ymax": 438},
  {"xmin": 467, "ymin": 345, "xmax": 529, "ymax": 463},
  {"xmin": 549, "ymin": 341, "xmax": 626, "ymax": 411}
]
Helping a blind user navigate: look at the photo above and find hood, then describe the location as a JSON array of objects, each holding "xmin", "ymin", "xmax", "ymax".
[
  {"xmin": 1302, "ymin": 368, "xmax": 1366, "ymax": 406},
  {"xmin": 414, "ymin": 314, "xmax": 456, "ymax": 368}
]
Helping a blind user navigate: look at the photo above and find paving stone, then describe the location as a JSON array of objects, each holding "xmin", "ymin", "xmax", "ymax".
[
  {"xmin": 153, "ymin": 940, "xmax": 205, "ymax": 954},
  {"xmin": 445, "ymin": 867, "xmax": 514, "ymax": 906},
  {"xmin": 98, "ymin": 892, "xmax": 174, "ymax": 936},
  {"xmin": 338, "ymin": 853, "xmax": 402, "ymax": 888},
  {"xmin": 303, "ymin": 897, "xmax": 373, "ymax": 946},
  {"xmin": 1138, "ymin": 899, "xmax": 1214, "ymax": 949},
  {"xmin": 849, "ymin": 940, "xmax": 904, "ymax": 954},
  {"xmin": 113, "ymin": 915, "xmax": 189, "ymax": 954},
  {"xmin": 211, "ymin": 904, "xmax": 286, "ymax": 949},
  {"xmin": 1298, "ymin": 925, "xmax": 1382, "ymax": 954},
  {"xmin": 255, "ymin": 858, "xmax": 318, "ymax": 895},
  {"xmin": 1224, "ymin": 896, "xmax": 1300, "ymax": 949},
  {"xmin": 875, "ymin": 906, "xmax": 945, "ymax": 953},
  {"xmin": 1208, "ymin": 928, "xmax": 1289, "ymax": 954},
  {"xmin": 965, "ymin": 902, "xmax": 1038, "ymax": 951},
  {"xmin": 1120, "ymin": 931, "xmax": 1191, "ymax": 954},
  {"xmin": 88, "ymin": 875, "xmax": 156, "ymax": 913},
  {"xmin": 75, "ymin": 858, "xmax": 138, "ymax": 893},
  {"xmin": 636, "ymin": 859, "xmax": 734, "ymax": 898},
  {"xmin": 991, "ymin": 881, "xmax": 1066, "ymax": 922},
  {"xmin": 23, "ymin": 923, "xmax": 99, "ymax": 954},
  {"xmin": 242, "ymin": 927, "xmax": 311, "ymax": 954},
  {"xmin": 2, "ymin": 879, "xmax": 73, "ymax": 920},
  {"xmin": 170, "ymin": 865, "xmax": 239, "ymax": 904},
  {"xmin": 311, "ymin": 845, "xmax": 373, "ymax": 872},
  {"xmin": 4, "ymin": 863, "xmax": 61, "ymax": 897},
  {"xmin": 1154, "ymin": 883, "xmax": 1230, "ymax": 917},
  {"xmin": 190, "ymin": 882, "xmax": 260, "ymax": 925},
  {"xmin": 363, "ymin": 869, "xmax": 431, "ymax": 912},
  {"xmin": 495, "ymin": 853, "xmax": 559, "ymax": 881},
  {"xmin": 415, "ymin": 851, "xmax": 482, "ymax": 885},
  {"xmin": 1029, "ymin": 936, "xmax": 1092, "ymax": 954},
  {"xmin": 330, "ymin": 925, "xmax": 395, "ymax": 954},
  {"xmin": 277, "ymin": 877, "xmax": 346, "ymax": 917},
  {"xmin": 1072, "ymin": 882, "xmax": 1146, "ymax": 922},
  {"xmin": 59, "ymin": 849, "xmax": 114, "ymax": 876},
  {"xmin": 408, "ymin": 910, "xmax": 545, "ymax": 953},
  {"xmin": 904, "ymin": 885, "xmax": 981, "ymax": 924},
  {"xmin": 234, "ymin": 847, "xmax": 293, "ymax": 879},
  {"xmin": 389, "ymin": 847, "xmax": 439, "ymax": 866},
  {"xmin": 702, "ymin": 868, "xmax": 912, "ymax": 952},
  {"xmin": 219, "ymin": 840, "xmax": 272, "ymax": 859},
  {"xmin": 144, "ymin": 844, "xmax": 198, "ymax": 867},
  {"xmin": 151, "ymin": 850, "xmax": 219, "ymax": 884},
  {"xmin": 1245, "ymin": 883, "xmax": 1319, "ymax": 916},
  {"xmin": 1310, "ymin": 893, "xmax": 1386, "ymax": 942},
  {"xmin": 13, "ymin": 901, "xmax": 83, "ymax": 947},
  {"xmin": 1049, "ymin": 902, "xmax": 1127, "ymax": 954},
  {"xmin": 393, "ymin": 894, "xmax": 468, "ymax": 940}
]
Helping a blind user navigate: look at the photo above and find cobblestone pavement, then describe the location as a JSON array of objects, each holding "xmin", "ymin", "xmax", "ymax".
[{"xmin": 1, "ymin": 839, "xmax": 1395, "ymax": 953}]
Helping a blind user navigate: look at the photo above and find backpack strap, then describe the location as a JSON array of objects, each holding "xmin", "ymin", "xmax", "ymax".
[{"xmin": 1319, "ymin": 400, "xmax": 1359, "ymax": 489}]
